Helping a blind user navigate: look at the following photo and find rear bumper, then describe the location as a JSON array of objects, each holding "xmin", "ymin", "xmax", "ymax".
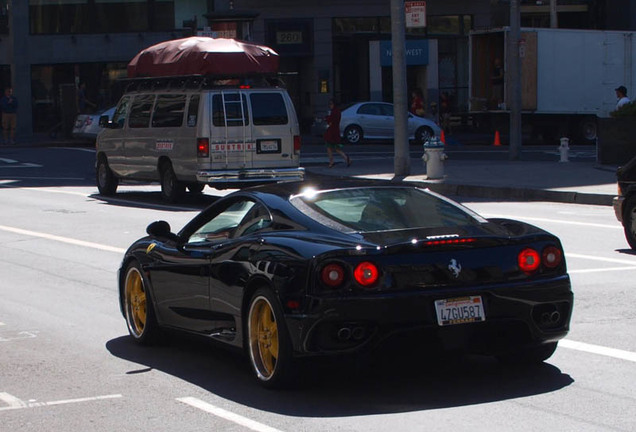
[
  {"xmin": 196, "ymin": 167, "xmax": 305, "ymax": 184},
  {"xmin": 286, "ymin": 277, "xmax": 573, "ymax": 357}
]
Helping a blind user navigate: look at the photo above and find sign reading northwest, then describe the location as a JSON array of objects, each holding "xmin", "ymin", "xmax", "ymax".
[
  {"xmin": 405, "ymin": 1, "xmax": 427, "ymax": 28},
  {"xmin": 380, "ymin": 40, "xmax": 429, "ymax": 66}
]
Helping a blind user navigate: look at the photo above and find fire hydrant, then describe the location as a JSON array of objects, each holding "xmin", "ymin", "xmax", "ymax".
[
  {"xmin": 559, "ymin": 137, "xmax": 570, "ymax": 162},
  {"xmin": 422, "ymin": 137, "xmax": 447, "ymax": 179}
]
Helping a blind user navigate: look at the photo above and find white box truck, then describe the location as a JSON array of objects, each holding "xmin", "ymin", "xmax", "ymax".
[{"xmin": 469, "ymin": 27, "xmax": 635, "ymax": 144}]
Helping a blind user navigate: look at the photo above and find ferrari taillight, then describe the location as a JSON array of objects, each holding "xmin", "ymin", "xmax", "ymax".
[
  {"xmin": 518, "ymin": 248, "xmax": 541, "ymax": 273},
  {"xmin": 542, "ymin": 245, "xmax": 563, "ymax": 268},
  {"xmin": 197, "ymin": 138, "xmax": 209, "ymax": 158},
  {"xmin": 321, "ymin": 263, "xmax": 345, "ymax": 287},
  {"xmin": 354, "ymin": 261, "xmax": 379, "ymax": 287}
]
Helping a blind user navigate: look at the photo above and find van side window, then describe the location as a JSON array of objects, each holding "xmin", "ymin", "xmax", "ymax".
[
  {"xmin": 187, "ymin": 95, "xmax": 200, "ymax": 127},
  {"xmin": 212, "ymin": 93, "xmax": 250, "ymax": 127},
  {"xmin": 152, "ymin": 94, "xmax": 186, "ymax": 128},
  {"xmin": 112, "ymin": 96, "xmax": 131, "ymax": 128},
  {"xmin": 128, "ymin": 94, "xmax": 155, "ymax": 128},
  {"xmin": 250, "ymin": 93, "xmax": 288, "ymax": 125}
]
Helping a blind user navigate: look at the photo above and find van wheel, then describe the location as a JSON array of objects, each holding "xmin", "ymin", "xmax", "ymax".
[
  {"xmin": 187, "ymin": 183, "xmax": 205, "ymax": 194},
  {"xmin": 96, "ymin": 158, "xmax": 119, "ymax": 196},
  {"xmin": 415, "ymin": 126, "xmax": 434, "ymax": 145},
  {"xmin": 160, "ymin": 163, "xmax": 185, "ymax": 203}
]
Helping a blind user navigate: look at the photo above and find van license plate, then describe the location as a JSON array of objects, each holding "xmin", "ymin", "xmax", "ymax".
[
  {"xmin": 257, "ymin": 139, "xmax": 280, "ymax": 154},
  {"xmin": 434, "ymin": 296, "xmax": 485, "ymax": 326}
]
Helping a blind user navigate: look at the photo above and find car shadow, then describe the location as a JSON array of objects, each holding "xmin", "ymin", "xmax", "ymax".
[
  {"xmin": 106, "ymin": 334, "xmax": 573, "ymax": 417},
  {"xmin": 90, "ymin": 191, "xmax": 220, "ymax": 211},
  {"xmin": 615, "ymin": 248, "xmax": 636, "ymax": 256}
]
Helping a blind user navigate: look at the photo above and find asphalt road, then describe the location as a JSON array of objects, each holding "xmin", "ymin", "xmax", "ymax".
[{"xmin": 0, "ymin": 146, "xmax": 634, "ymax": 431}]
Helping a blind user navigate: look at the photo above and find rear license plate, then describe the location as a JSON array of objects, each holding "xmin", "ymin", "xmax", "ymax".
[
  {"xmin": 257, "ymin": 139, "xmax": 280, "ymax": 154},
  {"xmin": 434, "ymin": 296, "xmax": 485, "ymax": 326}
]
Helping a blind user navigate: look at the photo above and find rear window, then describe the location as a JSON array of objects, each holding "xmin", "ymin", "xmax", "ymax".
[
  {"xmin": 212, "ymin": 93, "xmax": 249, "ymax": 127},
  {"xmin": 290, "ymin": 187, "xmax": 485, "ymax": 232},
  {"xmin": 151, "ymin": 94, "xmax": 186, "ymax": 128},
  {"xmin": 128, "ymin": 94, "xmax": 155, "ymax": 128},
  {"xmin": 250, "ymin": 93, "xmax": 288, "ymax": 125}
]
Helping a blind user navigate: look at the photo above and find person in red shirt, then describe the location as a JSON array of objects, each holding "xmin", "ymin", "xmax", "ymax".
[
  {"xmin": 323, "ymin": 99, "xmax": 351, "ymax": 168},
  {"xmin": 410, "ymin": 89, "xmax": 425, "ymax": 116}
]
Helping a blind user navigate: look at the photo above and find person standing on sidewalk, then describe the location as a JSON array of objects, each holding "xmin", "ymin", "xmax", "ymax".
[
  {"xmin": 615, "ymin": 85, "xmax": 631, "ymax": 110},
  {"xmin": 0, "ymin": 87, "xmax": 18, "ymax": 144},
  {"xmin": 323, "ymin": 99, "xmax": 351, "ymax": 168}
]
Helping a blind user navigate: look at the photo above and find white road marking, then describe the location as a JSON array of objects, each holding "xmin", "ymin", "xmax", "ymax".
[
  {"xmin": 569, "ymin": 266, "xmax": 636, "ymax": 274},
  {"xmin": 177, "ymin": 397, "xmax": 284, "ymax": 432},
  {"xmin": 561, "ymin": 340, "xmax": 636, "ymax": 363},
  {"xmin": 0, "ymin": 158, "xmax": 18, "ymax": 163},
  {"xmin": 566, "ymin": 253, "xmax": 636, "ymax": 265},
  {"xmin": 0, "ymin": 331, "xmax": 38, "ymax": 342},
  {"xmin": 0, "ymin": 393, "xmax": 122, "ymax": 411},
  {"xmin": 483, "ymin": 214, "xmax": 621, "ymax": 230},
  {"xmin": 0, "ymin": 224, "xmax": 125, "ymax": 254}
]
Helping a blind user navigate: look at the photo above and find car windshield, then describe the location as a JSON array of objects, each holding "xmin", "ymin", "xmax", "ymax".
[{"xmin": 290, "ymin": 186, "xmax": 487, "ymax": 232}]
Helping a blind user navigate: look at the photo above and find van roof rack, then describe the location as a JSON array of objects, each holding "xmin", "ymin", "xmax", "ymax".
[{"xmin": 120, "ymin": 74, "xmax": 287, "ymax": 93}]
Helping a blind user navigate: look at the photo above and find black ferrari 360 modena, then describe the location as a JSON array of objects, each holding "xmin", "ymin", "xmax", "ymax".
[{"xmin": 118, "ymin": 179, "xmax": 573, "ymax": 388}]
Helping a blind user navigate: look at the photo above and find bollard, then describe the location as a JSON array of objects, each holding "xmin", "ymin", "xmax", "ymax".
[
  {"xmin": 422, "ymin": 137, "xmax": 447, "ymax": 179},
  {"xmin": 559, "ymin": 137, "xmax": 570, "ymax": 162}
]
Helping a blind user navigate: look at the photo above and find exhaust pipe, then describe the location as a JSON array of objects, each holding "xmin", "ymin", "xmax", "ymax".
[
  {"xmin": 351, "ymin": 326, "xmax": 366, "ymax": 341},
  {"xmin": 337, "ymin": 327, "xmax": 352, "ymax": 341}
]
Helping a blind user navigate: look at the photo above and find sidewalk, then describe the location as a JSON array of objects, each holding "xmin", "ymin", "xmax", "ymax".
[{"xmin": 304, "ymin": 146, "xmax": 619, "ymax": 206}]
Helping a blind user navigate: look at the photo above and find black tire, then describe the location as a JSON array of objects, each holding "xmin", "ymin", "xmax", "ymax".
[
  {"xmin": 187, "ymin": 182, "xmax": 205, "ymax": 194},
  {"xmin": 415, "ymin": 126, "xmax": 434, "ymax": 145},
  {"xmin": 496, "ymin": 342, "xmax": 558, "ymax": 365},
  {"xmin": 578, "ymin": 116, "xmax": 598, "ymax": 143},
  {"xmin": 123, "ymin": 261, "xmax": 161, "ymax": 345},
  {"xmin": 246, "ymin": 288, "xmax": 296, "ymax": 388},
  {"xmin": 96, "ymin": 157, "xmax": 119, "ymax": 196},
  {"xmin": 160, "ymin": 163, "xmax": 185, "ymax": 203},
  {"xmin": 343, "ymin": 125, "xmax": 362, "ymax": 145},
  {"xmin": 622, "ymin": 195, "xmax": 636, "ymax": 250}
]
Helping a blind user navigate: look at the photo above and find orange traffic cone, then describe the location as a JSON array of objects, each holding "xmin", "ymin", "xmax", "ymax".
[
  {"xmin": 440, "ymin": 130, "xmax": 446, "ymax": 144},
  {"xmin": 493, "ymin": 130, "xmax": 501, "ymax": 146}
]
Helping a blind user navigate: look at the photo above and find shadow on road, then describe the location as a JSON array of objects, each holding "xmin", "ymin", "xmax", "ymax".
[{"xmin": 106, "ymin": 334, "xmax": 573, "ymax": 416}]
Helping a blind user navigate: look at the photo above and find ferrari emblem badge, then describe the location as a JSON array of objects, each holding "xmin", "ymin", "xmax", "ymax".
[{"xmin": 448, "ymin": 259, "xmax": 462, "ymax": 278}]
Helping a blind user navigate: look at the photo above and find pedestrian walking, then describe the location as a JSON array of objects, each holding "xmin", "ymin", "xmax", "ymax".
[
  {"xmin": 0, "ymin": 87, "xmax": 18, "ymax": 144},
  {"xmin": 323, "ymin": 99, "xmax": 351, "ymax": 168}
]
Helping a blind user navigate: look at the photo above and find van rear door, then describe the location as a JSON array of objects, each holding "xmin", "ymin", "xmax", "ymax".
[
  {"xmin": 248, "ymin": 91, "xmax": 298, "ymax": 169},
  {"xmin": 208, "ymin": 91, "xmax": 254, "ymax": 168}
]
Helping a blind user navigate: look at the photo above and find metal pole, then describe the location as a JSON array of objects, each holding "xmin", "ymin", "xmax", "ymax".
[
  {"xmin": 508, "ymin": 0, "xmax": 522, "ymax": 160},
  {"xmin": 390, "ymin": 0, "xmax": 410, "ymax": 176},
  {"xmin": 550, "ymin": 0, "xmax": 558, "ymax": 28}
]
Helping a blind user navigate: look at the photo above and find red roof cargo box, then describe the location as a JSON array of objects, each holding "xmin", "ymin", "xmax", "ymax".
[{"xmin": 127, "ymin": 37, "xmax": 279, "ymax": 78}]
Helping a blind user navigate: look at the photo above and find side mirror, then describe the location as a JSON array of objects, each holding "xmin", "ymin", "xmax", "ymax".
[
  {"xmin": 146, "ymin": 220, "xmax": 180, "ymax": 243},
  {"xmin": 99, "ymin": 115, "xmax": 110, "ymax": 128}
]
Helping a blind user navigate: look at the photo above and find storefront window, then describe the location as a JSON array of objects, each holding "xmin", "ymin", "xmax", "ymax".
[
  {"xmin": 31, "ymin": 62, "xmax": 127, "ymax": 132},
  {"xmin": 29, "ymin": 0, "xmax": 175, "ymax": 34}
]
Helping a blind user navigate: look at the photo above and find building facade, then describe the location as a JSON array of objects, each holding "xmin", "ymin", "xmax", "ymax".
[{"xmin": 0, "ymin": 0, "xmax": 633, "ymax": 139}]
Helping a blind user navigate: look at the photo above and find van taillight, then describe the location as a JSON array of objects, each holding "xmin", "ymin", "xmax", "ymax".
[
  {"xmin": 294, "ymin": 135, "xmax": 301, "ymax": 154},
  {"xmin": 197, "ymin": 138, "xmax": 209, "ymax": 157}
]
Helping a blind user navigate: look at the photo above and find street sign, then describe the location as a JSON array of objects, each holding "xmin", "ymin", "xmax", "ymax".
[{"xmin": 405, "ymin": 1, "xmax": 426, "ymax": 28}]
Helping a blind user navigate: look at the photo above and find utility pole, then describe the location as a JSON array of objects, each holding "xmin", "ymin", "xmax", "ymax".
[
  {"xmin": 390, "ymin": 0, "xmax": 410, "ymax": 176},
  {"xmin": 508, "ymin": 0, "xmax": 522, "ymax": 160},
  {"xmin": 550, "ymin": 0, "xmax": 559, "ymax": 28}
]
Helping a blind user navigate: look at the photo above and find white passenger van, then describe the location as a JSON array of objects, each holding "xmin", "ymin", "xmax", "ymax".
[{"xmin": 95, "ymin": 76, "xmax": 304, "ymax": 202}]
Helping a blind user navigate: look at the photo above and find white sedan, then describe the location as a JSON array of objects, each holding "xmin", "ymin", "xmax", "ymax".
[
  {"xmin": 72, "ymin": 106, "xmax": 116, "ymax": 141},
  {"xmin": 340, "ymin": 101, "xmax": 441, "ymax": 145}
]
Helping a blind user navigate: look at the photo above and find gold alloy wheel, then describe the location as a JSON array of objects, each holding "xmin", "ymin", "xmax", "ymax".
[
  {"xmin": 248, "ymin": 296, "xmax": 280, "ymax": 380},
  {"xmin": 125, "ymin": 267, "xmax": 147, "ymax": 338}
]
